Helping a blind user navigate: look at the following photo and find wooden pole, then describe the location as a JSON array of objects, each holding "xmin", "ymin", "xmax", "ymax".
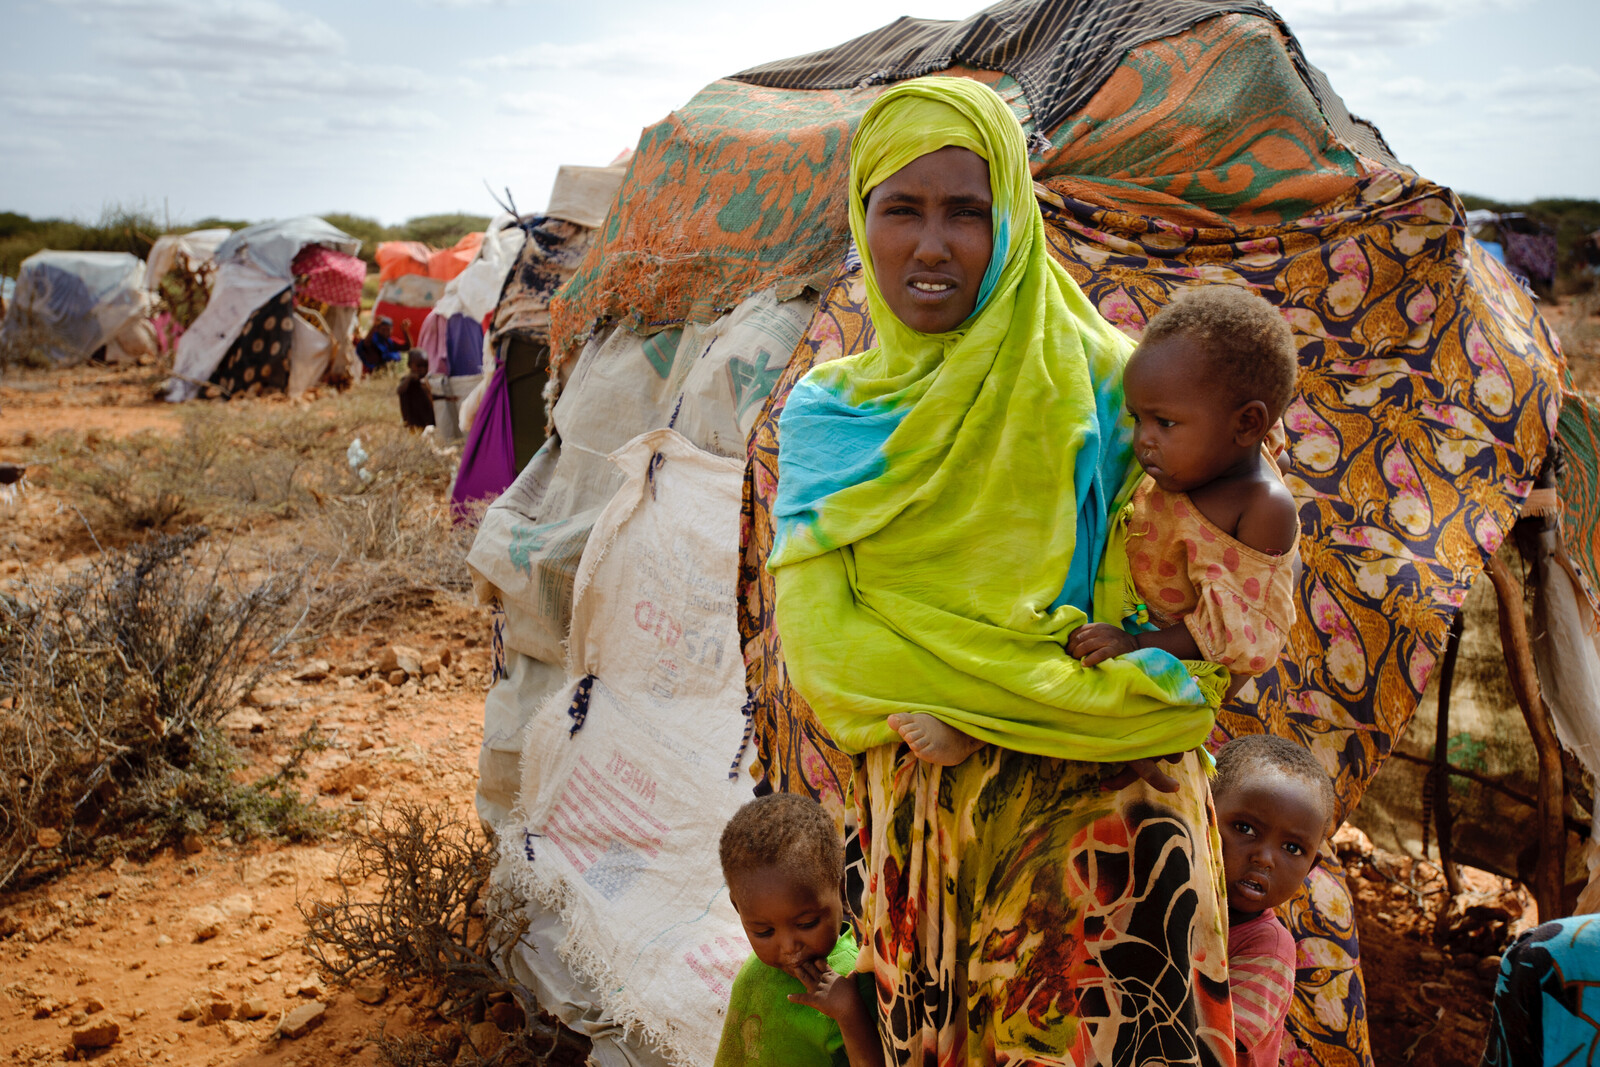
[
  {"xmin": 1432, "ymin": 612, "xmax": 1466, "ymax": 896},
  {"xmin": 1485, "ymin": 551, "xmax": 1567, "ymax": 922}
]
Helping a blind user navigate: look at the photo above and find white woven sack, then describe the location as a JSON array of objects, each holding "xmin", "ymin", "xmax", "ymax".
[{"xmin": 497, "ymin": 427, "xmax": 752, "ymax": 1067}]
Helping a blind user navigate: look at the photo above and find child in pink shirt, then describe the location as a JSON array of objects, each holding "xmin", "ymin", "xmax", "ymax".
[{"xmin": 1212, "ymin": 734, "xmax": 1336, "ymax": 1066}]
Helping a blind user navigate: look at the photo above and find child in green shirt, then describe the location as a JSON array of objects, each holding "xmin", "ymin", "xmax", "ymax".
[{"xmin": 716, "ymin": 794, "xmax": 882, "ymax": 1067}]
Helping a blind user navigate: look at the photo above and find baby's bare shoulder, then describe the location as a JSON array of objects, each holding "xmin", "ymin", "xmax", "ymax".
[{"xmin": 1233, "ymin": 476, "xmax": 1299, "ymax": 556}]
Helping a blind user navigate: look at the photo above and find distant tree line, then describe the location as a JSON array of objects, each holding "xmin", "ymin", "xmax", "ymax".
[{"xmin": 0, "ymin": 206, "xmax": 493, "ymax": 278}]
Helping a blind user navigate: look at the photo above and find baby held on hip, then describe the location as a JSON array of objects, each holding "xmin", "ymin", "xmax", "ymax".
[{"xmin": 892, "ymin": 285, "xmax": 1303, "ymax": 771}]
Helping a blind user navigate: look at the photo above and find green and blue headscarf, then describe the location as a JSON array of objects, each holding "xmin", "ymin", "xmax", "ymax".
[{"xmin": 769, "ymin": 76, "xmax": 1224, "ymax": 760}]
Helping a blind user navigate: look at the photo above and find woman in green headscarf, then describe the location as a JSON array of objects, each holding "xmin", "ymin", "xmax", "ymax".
[{"xmin": 768, "ymin": 78, "xmax": 1235, "ymax": 1065}]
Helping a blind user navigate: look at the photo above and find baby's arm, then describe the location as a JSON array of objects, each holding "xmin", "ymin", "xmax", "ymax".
[
  {"xmin": 1068, "ymin": 620, "xmax": 1200, "ymax": 666},
  {"xmin": 789, "ymin": 959, "xmax": 884, "ymax": 1067}
]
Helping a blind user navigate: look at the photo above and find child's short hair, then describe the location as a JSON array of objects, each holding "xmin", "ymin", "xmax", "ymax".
[
  {"xmin": 719, "ymin": 793, "xmax": 843, "ymax": 898},
  {"xmin": 1140, "ymin": 286, "xmax": 1298, "ymax": 419},
  {"xmin": 407, "ymin": 348, "xmax": 429, "ymax": 370},
  {"xmin": 1213, "ymin": 733, "xmax": 1336, "ymax": 836}
]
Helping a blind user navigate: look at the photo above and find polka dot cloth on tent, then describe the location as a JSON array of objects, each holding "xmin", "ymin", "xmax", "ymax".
[
  {"xmin": 292, "ymin": 244, "xmax": 366, "ymax": 308},
  {"xmin": 207, "ymin": 287, "xmax": 294, "ymax": 398}
]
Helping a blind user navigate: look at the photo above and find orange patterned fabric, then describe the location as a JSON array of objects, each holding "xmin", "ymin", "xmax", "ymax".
[
  {"xmin": 552, "ymin": 11, "xmax": 1366, "ymax": 361},
  {"xmin": 1037, "ymin": 14, "xmax": 1366, "ymax": 229},
  {"xmin": 1127, "ymin": 478, "xmax": 1298, "ymax": 678}
]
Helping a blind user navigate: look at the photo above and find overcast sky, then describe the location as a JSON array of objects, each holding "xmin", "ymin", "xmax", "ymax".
[{"xmin": 3, "ymin": 0, "xmax": 1595, "ymax": 227}]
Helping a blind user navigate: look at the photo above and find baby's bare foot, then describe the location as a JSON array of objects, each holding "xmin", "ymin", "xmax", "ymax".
[{"xmin": 886, "ymin": 712, "xmax": 984, "ymax": 766}]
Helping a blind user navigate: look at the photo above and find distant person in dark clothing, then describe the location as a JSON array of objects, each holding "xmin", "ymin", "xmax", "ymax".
[
  {"xmin": 358, "ymin": 316, "xmax": 403, "ymax": 371},
  {"xmin": 397, "ymin": 349, "xmax": 435, "ymax": 430}
]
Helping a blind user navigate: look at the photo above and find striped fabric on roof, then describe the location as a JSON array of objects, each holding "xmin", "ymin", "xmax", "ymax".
[{"xmin": 732, "ymin": 0, "xmax": 1403, "ymax": 168}]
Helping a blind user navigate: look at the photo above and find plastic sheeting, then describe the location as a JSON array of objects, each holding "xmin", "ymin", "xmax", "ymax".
[
  {"xmin": 0, "ymin": 250, "xmax": 145, "ymax": 366},
  {"xmin": 433, "ymin": 214, "xmax": 525, "ymax": 326},
  {"xmin": 215, "ymin": 216, "xmax": 359, "ymax": 280},
  {"xmin": 166, "ymin": 262, "xmax": 289, "ymax": 401},
  {"xmin": 144, "ymin": 228, "xmax": 231, "ymax": 289}
]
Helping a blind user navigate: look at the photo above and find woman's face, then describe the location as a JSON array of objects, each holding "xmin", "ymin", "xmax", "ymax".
[{"xmin": 863, "ymin": 146, "xmax": 994, "ymax": 334}]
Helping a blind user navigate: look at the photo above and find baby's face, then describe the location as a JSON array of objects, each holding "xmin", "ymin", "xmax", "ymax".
[
  {"xmin": 1123, "ymin": 334, "xmax": 1249, "ymax": 493},
  {"xmin": 728, "ymin": 864, "xmax": 842, "ymax": 982},
  {"xmin": 1214, "ymin": 769, "xmax": 1326, "ymax": 917}
]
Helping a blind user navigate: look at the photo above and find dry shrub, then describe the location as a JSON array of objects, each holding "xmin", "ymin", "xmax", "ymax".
[
  {"xmin": 0, "ymin": 526, "xmax": 330, "ymax": 889},
  {"xmin": 34, "ymin": 374, "xmax": 477, "ymax": 635},
  {"xmin": 302, "ymin": 802, "xmax": 587, "ymax": 1067}
]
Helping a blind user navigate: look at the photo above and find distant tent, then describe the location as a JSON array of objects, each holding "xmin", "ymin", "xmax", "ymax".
[
  {"xmin": 373, "ymin": 233, "xmax": 483, "ymax": 345},
  {"xmin": 166, "ymin": 216, "xmax": 364, "ymax": 401},
  {"xmin": 144, "ymin": 228, "xmax": 231, "ymax": 356},
  {"xmin": 0, "ymin": 251, "xmax": 145, "ymax": 366},
  {"xmin": 1466, "ymin": 210, "xmax": 1559, "ymax": 291}
]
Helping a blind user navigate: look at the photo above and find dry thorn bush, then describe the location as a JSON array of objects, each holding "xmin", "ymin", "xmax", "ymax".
[
  {"xmin": 0, "ymin": 525, "xmax": 332, "ymax": 889},
  {"xmin": 301, "ymin": 802, "xmax": 587, "ymax": 1067},
  {"xmin": 31, "ymin": 374, "xmax": 477, "ymax": 636}
]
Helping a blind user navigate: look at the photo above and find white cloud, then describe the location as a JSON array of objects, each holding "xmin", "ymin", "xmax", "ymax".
[
  {"xmin": 1274, "ymin": 0, "xmax": 1528, "ymax": 51},
  {"xmin": 55, "ymin": 0, "xmax": 344, "ymax": 56}
]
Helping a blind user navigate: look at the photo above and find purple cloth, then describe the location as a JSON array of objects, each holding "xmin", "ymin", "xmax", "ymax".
[
  {"xmin": 418, "ymin": 311, "xmax": 449, "ymax": 377},
  {"xmin": 445, "ymin": 313, "xmax": 484, "ymax": 376},
  {"xmin": 450, "ymin": 360, "xmax": 515, "ymax": 520}
]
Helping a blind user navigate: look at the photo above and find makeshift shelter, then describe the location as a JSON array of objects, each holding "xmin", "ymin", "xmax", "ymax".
[
  {"xmin": 467, "ymin": 4, "xmax": 1581, "ymax": 1065},
  {"xmin": 373, "ymin": 232, "xmax": 482, "ymax": 344},
  {"xmin": 401, "ymin": 215, "xmax": 525, "ymax": 444},
  {"xmin": 144, "ymin": 227, "xmax": 231, "ymax": 356},
  {"xmin": 449, "ymin": 161, "xmax": 627, "ymax": 502},
  {"xmin": 0, "ymin": 250, "xmax": 145, "ymax": 366},
  {"xmin": 166, "ymin": 217, "xmax": 363, "ymax": 401}
]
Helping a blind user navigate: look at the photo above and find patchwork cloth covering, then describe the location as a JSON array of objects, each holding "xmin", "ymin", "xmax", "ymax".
[{"xmin": 509, "ymin": 5, "xmax": 1566, "ymax": 1066}]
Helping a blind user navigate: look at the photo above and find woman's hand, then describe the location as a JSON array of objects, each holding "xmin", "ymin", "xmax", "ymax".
[{"xmin": 1068, "ymin": 623, "xmax": 1138, "ymax": 667}]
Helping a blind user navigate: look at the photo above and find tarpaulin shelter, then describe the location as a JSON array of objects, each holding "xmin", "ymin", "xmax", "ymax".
[
  {"xmin": 448, "ymin": 162, "xmax": 628, "ymax": 504},
  {"xmin": 166, "ymin": 216, "xmax": 363, "ymax": 401},
  {"xmin": 373, "ymin": 233, "xmax": 483, "ymax": 344},
  {"xmin": 466, "ymin": 3, "xmax": 1579, "ymax": 1065},
  {"xmin": 0, "ymin": 250, "xmax": 146, "ymax": 367},
  {"xmin": 1466, "ymin": 210, "xmax": 1559, "ymax": 292}
]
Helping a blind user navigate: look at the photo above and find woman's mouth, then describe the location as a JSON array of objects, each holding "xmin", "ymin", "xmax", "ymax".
[{"xmin": 907, "ymin": 277, "xmax": 958, "ymax": 302}]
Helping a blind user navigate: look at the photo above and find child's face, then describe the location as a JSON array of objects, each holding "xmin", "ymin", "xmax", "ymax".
[
  {"xmin": 409, "ymin": 356, "xmax": 428, "ymax": 377},
  {"xmin": 728, "ymin": 864, "xmax": 842, "ymax": 982},
  {"xmin": 1214, "ymin": 769, "xmax": 1326, "ymax": 917},
  {"xmin": 1124, "ymin": 333, "xmax": 1255, "ymax": 493}
]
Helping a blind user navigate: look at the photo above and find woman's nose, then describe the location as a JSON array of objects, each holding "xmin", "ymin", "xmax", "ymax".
[{"xmin": 913, "ymin": 225, "xmax": 952, "ymax": 264}]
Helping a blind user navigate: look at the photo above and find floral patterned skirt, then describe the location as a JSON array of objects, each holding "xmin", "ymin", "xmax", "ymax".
[{"xmin": 853, "ymin": 745, "xmax": 1235, "ymax": 1067}]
